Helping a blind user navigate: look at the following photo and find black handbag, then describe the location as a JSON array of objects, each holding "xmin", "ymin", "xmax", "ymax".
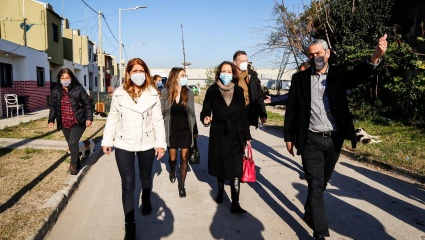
[{"xmin": 189, "ymin": 138, "xmax": 200, "ymax": 165}]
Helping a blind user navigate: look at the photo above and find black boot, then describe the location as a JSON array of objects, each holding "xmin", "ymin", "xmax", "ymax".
[
  {"xmin": 215, "ymin": 179, "xmax": 224, "ymax": 204},
  {"xmin": 124, "ymin": 222, "xmax": 136, "ymax": 240},
  {"xmin": 141, "ymin": 189, "xmax": 152, "ymax": 215},
  {"xmin": 168, "ymin": 159, "xmax": 177, "ymax": 183},
  {"xmin": 230, "ymin": 177, "xmax": 247, "ymax": 214}
]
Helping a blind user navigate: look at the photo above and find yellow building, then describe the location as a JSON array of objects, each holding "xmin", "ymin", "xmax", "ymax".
[{"xmin": 0, "ymin": 0, "xmax": 63, "ymax": 67}]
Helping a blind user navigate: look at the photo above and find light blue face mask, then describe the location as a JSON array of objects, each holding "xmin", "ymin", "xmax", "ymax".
[
  {"xmin": 219, "ymin": 73, "xmax": 233, "ymax": 85},
  {"xmin": 179, "ymin": 77, "xmax": 188, "ymax": 86},
  {"xmin": 157, "ymin": 81, "xmax": 163, "ymax": 88}
]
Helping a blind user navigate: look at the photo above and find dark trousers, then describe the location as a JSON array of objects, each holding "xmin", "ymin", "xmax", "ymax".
[
  {"xmin": 115, "ymin": 147, "xmax": 155, "ymax": 224},
  {"xmin": 301, "ymin": 131, "xmax": 344, "ymax": 238},
  {"xmin": 62, "ymin": 124, "xmax": 86, "ymax": 166}
]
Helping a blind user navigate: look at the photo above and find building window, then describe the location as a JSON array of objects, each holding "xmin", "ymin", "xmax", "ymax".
[
  {"xmin": 36, "ymin": 67, "xmax": 45, "ymax": 86},
  {"xmin": 95, "ymin": 76, "xmax": 98, "ymax": 87},
  {"xmin": 52, "ymin": 23, "xmax": 59, "ymax": 42},
  {"xmin": 84, "ymin": 75, "xmax": 87, "ymax": 86},
  {"xmin": 0, "ymin": 62, "xmax": 13, "ymax": 87}
]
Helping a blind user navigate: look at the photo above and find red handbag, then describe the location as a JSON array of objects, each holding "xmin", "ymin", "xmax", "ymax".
[{"xmin": 241, "ymin": 143, "xmax": 256, "ymax": 183}]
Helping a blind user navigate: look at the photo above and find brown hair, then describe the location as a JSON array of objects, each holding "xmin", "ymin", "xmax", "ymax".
[
  {"xmin": 165, "ymin": 67, "xmax": 188, "ymax": 106},
  {"xmin": 215, "ymin": 61, "xmax": 238, "ymax": 83},
  {"xmin": 123, "ymin": 58, "xmax": 153, "ymax": 99}
]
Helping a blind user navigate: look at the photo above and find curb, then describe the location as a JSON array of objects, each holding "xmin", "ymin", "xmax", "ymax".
[
  {"xmin": 30, "ymin": 146, "xmax": 103, "ymax": 240},
  {"xmin": 341, "ymin": 148, "xmax": 425, "ymax": 184}
]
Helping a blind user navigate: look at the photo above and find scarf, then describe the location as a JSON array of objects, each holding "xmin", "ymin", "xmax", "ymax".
[
  {"xmin": 238, "ymin": 71, "xmax": 250, "ymax": 106},
  {"xmin": 216, "ymin": 81, "xmax": 235, "ymax": 106}
]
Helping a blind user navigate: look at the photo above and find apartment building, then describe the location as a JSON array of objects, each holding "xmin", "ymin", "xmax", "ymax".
[{"xmin": 0, "ymin": 0, "xmax": 112, "ymax": 115}]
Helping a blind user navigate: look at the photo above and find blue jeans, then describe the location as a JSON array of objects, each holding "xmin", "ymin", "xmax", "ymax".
[
  {"xmin": 301, "ymin": 131, "xmax": 344, "ymax": 238},
  {"xmin": 115, "ymin": 147, "xmax": 155, "ymax": 223},
  {"xmin": 62, "ymin": 124, "xmax": 86, "ymax": 166}
]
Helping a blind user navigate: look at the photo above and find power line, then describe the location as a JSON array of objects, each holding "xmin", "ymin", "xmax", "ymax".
[
  {"xmin": 80, "ymin": 0, "xmax": 97, "ymax": 14},
  {"xmin": 102, "ymin": 14, "xmax": 119, "ymax": 43}
]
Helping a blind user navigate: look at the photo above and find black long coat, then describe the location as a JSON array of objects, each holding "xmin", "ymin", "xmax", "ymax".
[
  {"xmin": 284, "ymin": 62, "xmax": 378, "ymax": 155},
  {"xmin": 200, "ymin": 83, "xmax": 251, "ymax": 180}
]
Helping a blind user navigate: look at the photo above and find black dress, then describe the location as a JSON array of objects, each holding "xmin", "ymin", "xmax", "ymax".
[{"xmin": 169, "ymin": 97, "xmax": 191, "ymax": 148}]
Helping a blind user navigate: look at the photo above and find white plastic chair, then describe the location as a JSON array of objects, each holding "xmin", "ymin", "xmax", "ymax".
[{"xmin": 4, "ymin": 94, "xmax": 24, "ymax": 117}]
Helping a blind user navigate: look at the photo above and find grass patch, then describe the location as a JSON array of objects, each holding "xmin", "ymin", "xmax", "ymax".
[
  {"xmin": 0, "ymin": 117, "xmax": 106, "ymax": 141},
  {"xmin": 0, "ymin": 148, "xmax": 69, "ymax": 240},
  {"xmin": 344, "ymin": 119, "xmax": 425, "ymax": 176},
  {"xmin": 0, "ymin": 118, "xmax": 107, "ymax": 239}
]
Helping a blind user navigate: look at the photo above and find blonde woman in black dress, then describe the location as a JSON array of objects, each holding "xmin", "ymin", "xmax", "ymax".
[{"xmin": 161, "ymin": 67, "xmax": 197, "ymax": 198}]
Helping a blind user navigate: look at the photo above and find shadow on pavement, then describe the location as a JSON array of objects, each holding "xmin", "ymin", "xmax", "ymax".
[
  {"xmin": 137, "ymin": 192, "xmax": 174, "ymax": 239},
  {"xmin": 331, "ymin": 162, "xmax": 425, "ymax": 233},
  {"xmin": 293, "ymin": 182, "xmax": 395, "ymax": 239},
  {"xmin": 251, "ymin": 166, "xmax": 311, "ymax": 239}
]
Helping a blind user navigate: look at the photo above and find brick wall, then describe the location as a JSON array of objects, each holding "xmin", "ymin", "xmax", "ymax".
[{"xmin": 1, "ymin": 81, "xmax": 51, "ymax": 115}]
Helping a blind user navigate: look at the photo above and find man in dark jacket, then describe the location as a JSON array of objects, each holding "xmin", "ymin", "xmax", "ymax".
[
  {"xmin": 233, "ymin": 50, "xmax": 267, "ymax": 128},
  {"xmin": 284, "ymin": 34, "xmax": 387, "ymax": 240}
]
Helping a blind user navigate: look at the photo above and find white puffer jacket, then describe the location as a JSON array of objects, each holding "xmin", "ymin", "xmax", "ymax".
[{"xmin": 101, "ymin": 86, "xmax": 167, "ymax": 152}]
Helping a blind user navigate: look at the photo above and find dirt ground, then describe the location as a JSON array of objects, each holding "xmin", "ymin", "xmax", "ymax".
[{"xmin": 0, "ymin": 118, "xmax": 106, "ymax": 240}]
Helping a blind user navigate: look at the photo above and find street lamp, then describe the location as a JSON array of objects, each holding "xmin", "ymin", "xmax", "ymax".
[
  {"xmin": 119, "ymin": 6, "xmax": 147, "ymax": 85},
  {"xmin": 131, "ymin": 42, "xmax": 146, "ymax": 59}
]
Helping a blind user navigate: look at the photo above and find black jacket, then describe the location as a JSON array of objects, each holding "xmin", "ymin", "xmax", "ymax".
[
  {"xmin": 48, "ymin": 84, "xmax": 93, "ymax": 131},
  {"xmin": 238, "ymin": 69, "xmax": 267, "ymax": 127},
  {"xmin": 284, "ymin": 62, "xmax": 378, "ymax": 155}
]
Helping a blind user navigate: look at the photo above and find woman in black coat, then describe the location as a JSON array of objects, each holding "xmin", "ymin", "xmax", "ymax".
[
  {"xmin": 48, "ymin": 68, "xmax": 93, "ymax": 175},
  {"xmin": 200, "ymin": 61, "xmax": 251, "ymax": 214}
]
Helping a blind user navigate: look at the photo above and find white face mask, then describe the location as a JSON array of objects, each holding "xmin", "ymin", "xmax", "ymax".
[
  {"xmin": 238, "ymin": 62, "xmax": 248, "ymax": 71},
  {"xmin": 61, "ymin": 80, "xmax": 71, "ymax": 87},
  {"xmin": 179, "ymin": 77, "xmax": 188, "ymax": 86},
  {"xmin": 130, "ymin": 73, "xmax": 146, "ymax": 86}
]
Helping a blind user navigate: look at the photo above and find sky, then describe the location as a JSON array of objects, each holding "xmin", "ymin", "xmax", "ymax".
[{"xmin": 40, "ymin": 0, "xmax": 302, "ymax": 69}]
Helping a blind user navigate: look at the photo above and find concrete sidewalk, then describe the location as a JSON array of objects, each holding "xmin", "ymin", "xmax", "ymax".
[
  {"xmin": 0, "ymin": 109, "xmax": 50, "ymax": 130},
  {"xmin": 42, "ymin": 104, "xmax": 425, "ymax": 240}
]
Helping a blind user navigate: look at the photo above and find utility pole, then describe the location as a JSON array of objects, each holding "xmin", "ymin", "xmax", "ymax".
[
  {"xmin": 181, "ymin": 24, "xmax": 190, "ymax": 70},
  {"xmin": 98, "ymin": 10, "xmax": 103, "ymax": 96}
]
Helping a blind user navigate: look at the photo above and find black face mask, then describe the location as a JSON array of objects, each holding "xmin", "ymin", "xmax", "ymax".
[{"xmin": 309, "ymin": 56, "xmax": 327, "ymax": 71}]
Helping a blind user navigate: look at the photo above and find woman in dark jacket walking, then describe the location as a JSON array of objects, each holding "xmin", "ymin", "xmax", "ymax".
[
  {"xmin": 200, "ymin": 61, "xmax": 251, "ymax": 214},
  {"xmin": 48, "ymin": 68, "xmax": 93, "ymax": 175}
]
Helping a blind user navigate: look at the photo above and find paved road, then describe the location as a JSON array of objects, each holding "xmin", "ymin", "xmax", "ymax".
[{"xmin": 44, "ymin": 104, "xmax": 425, "ymax": 240}]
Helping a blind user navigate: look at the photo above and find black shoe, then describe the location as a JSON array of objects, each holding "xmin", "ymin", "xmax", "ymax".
[
  {"xmin": 124, "ymin": 222, "xmax": 136, "ymax": 240},
  {"xmin": 169, "ymin": 169, "xmax": 176, "ymax": 183},
  {"xmin": 68, "ymin": 164, "xmax": 77, "ymax": 175},
  {"xmin": 299, "ymin": 172, "xmax": 306, "ymax": 180},
  {"xmin": 178, "ymin": 186, "xmax": 186, "ymax": 198},
  {"xmin": 231, "ymin": 202, "xmax": 247, "ymax": 214},
  {"xmin": 314, "ymin": 235, "xmax": 326, "ymax": 240}
]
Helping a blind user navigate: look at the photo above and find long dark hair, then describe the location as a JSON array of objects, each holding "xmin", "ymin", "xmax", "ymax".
[
  {"xmin": 165, "ymin": 67, "xmax": 188, "ymax": 106},
  {"xmin": 57, "ymin": 68, "xmax": 81, "ymax": 89},
  {"xmin": 215, "ymin": 61, "xmax": 238, "ymax": 83},
  {"xmin": 123, "ymin": 58, "xmax": 154, "ymax": 99}
]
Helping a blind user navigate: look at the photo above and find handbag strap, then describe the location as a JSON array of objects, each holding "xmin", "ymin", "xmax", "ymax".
[{"xmin": 245, "ymin": 143, "xmax": 254, "ymax": 162}]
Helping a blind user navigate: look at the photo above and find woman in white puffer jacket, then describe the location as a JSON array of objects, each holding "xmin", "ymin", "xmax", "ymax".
[{"xmin": 101, "ymin": 58, "xmax": 166, "ymax": 240}]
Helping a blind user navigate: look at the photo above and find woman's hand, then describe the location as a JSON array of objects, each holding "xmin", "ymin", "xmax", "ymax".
[
  {"xmin": 86, "ymin": 120, "xmax": 92, "ymax": 127},
  {"xmin": 48, "ymin": 122, "xmax": 54, "ymax": 128},
  {"xmin": 155, "ymin": 148, "xmax": 165, "ymax": 160},
  {"xmin": 203, "ymin": 116, "xmax": 212, "ymax": 125},
  {"xmin": 102, "ymin": 146, "xmax": 112, "ymax": 155}
]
